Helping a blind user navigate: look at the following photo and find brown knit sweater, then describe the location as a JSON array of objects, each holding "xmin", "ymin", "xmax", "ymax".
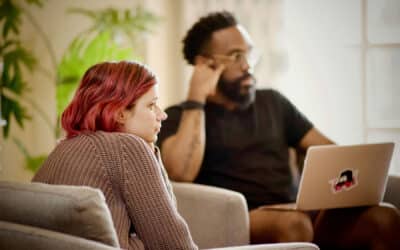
[{"xmin": 33, "ymin": 131, "xmax": 198, "ymax": 250}]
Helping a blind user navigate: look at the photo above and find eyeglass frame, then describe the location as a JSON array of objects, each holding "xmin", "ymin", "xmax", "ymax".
[{"xmin": 203, "ymin": 48, "xmax": 261, "ymax": 69}]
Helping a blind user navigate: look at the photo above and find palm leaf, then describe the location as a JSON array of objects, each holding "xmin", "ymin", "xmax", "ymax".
[
  {"xmin": 1, "ymin": 94, "xmax": 30, "ymax": 137},
  {"xmin": 25, "ymin": 154, "xmax": 47, "ymax": 172},
  {"xmin": 56, "ymin": 31, "xmax": 135, "ymax": 117},
  {"xmin": 0, "ymin": 0, "xmax": 21, "ymax": 38}
]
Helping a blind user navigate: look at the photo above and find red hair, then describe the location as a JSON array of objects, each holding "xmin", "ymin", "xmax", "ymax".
[{"xmin": 61, "ymin": 61, "xmax": 156, "ymax": 138}]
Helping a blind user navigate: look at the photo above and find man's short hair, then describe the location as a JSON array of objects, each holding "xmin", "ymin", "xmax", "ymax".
[{"xmin": 182, "ymin": 11, "xmax": 237, "ymax": 65}]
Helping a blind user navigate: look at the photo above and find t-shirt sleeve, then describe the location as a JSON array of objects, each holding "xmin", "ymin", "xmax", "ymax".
[
  {"xmin": 156, "ymin": 105, "xmax": 183, "ymax": 149},
  {"xmin": 119, "ymin": 135, "xmax": 197, "ymax": 249},
  {"xmin": 273, "ymin": 90, "xmax": 313, "ymax": 147}
]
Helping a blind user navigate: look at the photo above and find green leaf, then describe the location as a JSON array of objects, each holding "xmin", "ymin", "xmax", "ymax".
[
  {"xmin": 1, "ymin": 94, "xmax": 30, "ymax": 137},
  {"xmin": 2, "ymin": 43, "xmax": 37, "ymax": 78},
  {"xmin": 0, "ymin": 42, "xmax": 35, "ymax": 134},
  {"xmin": 56, "ymin": 30, "xmax": 135, "ymax": 117},
  {"xmin": 67, "ymin": 6, "xmax": 159, "ymax": 44},
  {"xmin": 13, "ymin": 136, "xmax": 47, "ymax": 172},
  {"xmin": 1, "ymin": 42, "xmax": 35, "ymax": 95},
  {"xmin": 0, "ymin": 39, "xmax": 16, "ymax": 53},
  {"xmin": 0, "ymin": 0, "xmax": 21, "ymax": 38},
  {"xmin": 26, "ymin": 154, "xmax": 47, "ymax": 172},
  {"xmin": 0, "ymin": 0, "xmax": 43, "ymax": 139},
  {"xmin": 56, "ymin": 83, "xmax": 77, "ymax": 116},
  {"xmin": 25, "ymin": 0, "xmax": 45, "ymax": 7},
  {"xmin": 67, "ymin": 8, "xmax": 97, "ymax": 19},
  {"xmin": 1, "ymin": 95, "xmax": 12, "ymax": 137},
  {"xmin": 8, "ymin": 72, "xmax": 25, "ymax": 95}
]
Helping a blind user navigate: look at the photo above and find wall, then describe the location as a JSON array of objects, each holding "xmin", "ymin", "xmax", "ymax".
[
  {"xmin": 0, "ymin": 0, "xmax": 181, "ymax": 181},
  {"xmin": 143, "ymin": 0, "xmax": 185, "ymax": 108}
]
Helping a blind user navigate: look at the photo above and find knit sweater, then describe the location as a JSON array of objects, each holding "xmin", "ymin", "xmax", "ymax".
[{"xmin": 33, "ymin": 131, "xmax": 198, "ymax": 250}]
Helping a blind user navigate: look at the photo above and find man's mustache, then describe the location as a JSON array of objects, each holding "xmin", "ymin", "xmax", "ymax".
[{"xmin": 236, "ymin": 73, "xmax": 255, "ymax": 87}]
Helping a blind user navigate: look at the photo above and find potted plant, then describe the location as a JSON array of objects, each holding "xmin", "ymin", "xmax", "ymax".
[
  {"xmin": 1, "ymin": 0, "xmax": 159, "ymax": 172},
  {"xmin": 0, "ymin": 0, "xmax": 40, "ymax": 137}
]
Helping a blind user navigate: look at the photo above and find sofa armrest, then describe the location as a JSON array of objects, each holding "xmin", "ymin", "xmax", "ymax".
[
  {"xmin": 384, "ymin": 175, "xmax": 400, "ymax": 208},
  {"xmin": 0, "ymin": 221, "xmax": 119, "ymax": 250},
  {"xmin": 172, "ymin": 182, "xmax": 250, "ymax": 248},
  {"xmin": 0, "ymin": 181, "xmax": 119, "ymax": 247}
]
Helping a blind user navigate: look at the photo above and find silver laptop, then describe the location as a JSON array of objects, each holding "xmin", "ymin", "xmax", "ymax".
[{"xmin": 264, "ymin": 142, "xmax": 394, "ymax": 211}]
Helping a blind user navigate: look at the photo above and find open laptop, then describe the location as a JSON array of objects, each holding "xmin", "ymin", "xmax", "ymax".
[{"xmin": 263, "ymin": 142, "xmax": 395, "ymax": 211}]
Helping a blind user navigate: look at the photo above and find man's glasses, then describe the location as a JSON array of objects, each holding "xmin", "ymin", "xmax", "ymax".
[{"xmin": 207, "ymin": 49, "xmax": 261, "ymax": 69}]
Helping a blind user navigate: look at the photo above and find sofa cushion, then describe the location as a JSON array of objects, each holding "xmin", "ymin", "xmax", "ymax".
[
  {"xmin": 0, "ymin": 181, "xmax": 119, "ymax": 247},
  {"xmin": 0, "ymin": 221, "xmax": 118, "ymax": 250}
]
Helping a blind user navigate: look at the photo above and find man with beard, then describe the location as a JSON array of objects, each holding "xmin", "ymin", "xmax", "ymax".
[{"xmin": 158, "ymin": 11, "xmax": 400, "ymax": 249}]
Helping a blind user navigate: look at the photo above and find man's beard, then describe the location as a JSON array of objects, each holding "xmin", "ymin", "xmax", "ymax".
[{"xmin": 217, "ymin": 73, "xmax": 256, "ymax": 109}]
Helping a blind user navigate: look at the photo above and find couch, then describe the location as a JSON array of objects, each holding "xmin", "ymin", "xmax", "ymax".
[
  {"xmin": 384, "ymin": 175, "xmax": 400, "ymax": 208},
  {"xmin": 0, "ymin": 181, "xmax": 319, "ymax": 250},
  {"xmin": 1, "ymin": 173, "xmax": 399, "ymax": 250},
  {"xmin": 173, "ymin": 175, "xmax": 400, "ymax": 249}
]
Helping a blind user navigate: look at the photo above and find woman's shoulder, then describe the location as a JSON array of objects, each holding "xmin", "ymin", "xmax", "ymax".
[
  {"xmin": 85, "ymin": 131, "xmax": 141, "ymax": 142},
  {"xmin": 105, "ymin": 131, "xmax": 146, "ymax": 144},
  {"xmin": 61, "ymin": 131, "xmax": 152, "ymax": 156},
  {"xmin": 61, "ymin": 131, "xmax": 142, "ymax": 148},
  {"xmin": 97, "ymin": 131, "xmax": 152, "ymax": 152}
]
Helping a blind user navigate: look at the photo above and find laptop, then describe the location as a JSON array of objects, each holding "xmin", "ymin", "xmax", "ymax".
[{"xmin": 262, "ymin": 142, "xmax": 395, "ymax": 211}]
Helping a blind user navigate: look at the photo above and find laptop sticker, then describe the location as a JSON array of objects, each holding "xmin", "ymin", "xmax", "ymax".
[{"xmin": 329, "ymin": 169, "xmax": 359, "ymax": 194}]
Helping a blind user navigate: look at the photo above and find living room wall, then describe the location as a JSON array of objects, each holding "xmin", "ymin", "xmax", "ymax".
[{"xmin": 0, "ymin": 0, "xmax": 184, "ymax": 182}]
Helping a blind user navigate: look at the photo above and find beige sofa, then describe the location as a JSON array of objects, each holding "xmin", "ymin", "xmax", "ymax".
[
  {"xmin": 173, "ymin": 175, "xmax": 400, "ymax": 249},
  {"xmin": 0, "ymin": 181, "xmax": 319, "ymax": 250},
  {"xmin": 383, "ymin": 175, "xmax": 400, "ymax": 208},
  {"xmin": 1, "ymin": 174, "xmax": 399, "ymax": 250}
]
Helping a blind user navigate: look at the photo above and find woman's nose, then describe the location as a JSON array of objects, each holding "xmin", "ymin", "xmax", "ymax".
[
  {"xmin": 160, "ymin": 110, "xmax": 168, "ymax": 121},
  {"xmin": 156, "ymin": 106, "xmax": 167, "ymax": 121}
]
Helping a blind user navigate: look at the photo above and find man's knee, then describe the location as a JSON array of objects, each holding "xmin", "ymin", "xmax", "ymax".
[
  {"xmin": 364, "ymin": 205, "xmax": 400, "ymax": 235},
  {"xmin": 250, "ymin": 210, "xmax": 313, "ymax": 243},
  {"xmin": 276, "ymin": 212, "xmax": 314, "ymax": 242}
]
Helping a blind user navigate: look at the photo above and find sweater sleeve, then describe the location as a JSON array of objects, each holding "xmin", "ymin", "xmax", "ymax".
[{"xmin": 119, "ymin": 135, "xmax": 198, "ymax": 250}]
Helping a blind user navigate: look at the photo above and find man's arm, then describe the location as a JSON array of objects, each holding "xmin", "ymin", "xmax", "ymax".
[
  {"xmin": 161, "ymin": 61, "xmax": 225, "ymax": 182},
  {"xmin": 298, "ymin": 127, "xmax": 335, "ymax": 152},
  {"xmin": 292, "ymin": 128, "xmax": 335, "ymax": 172},
  {"xmin": 161, "ymin": 110, "xmax": 205, "ymax": 182}
]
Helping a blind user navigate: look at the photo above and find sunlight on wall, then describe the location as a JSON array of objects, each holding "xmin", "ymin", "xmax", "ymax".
[
  {"xmin": 278, "ymin": 0, "xmax": 399, "ymax": 174},
  {"xmin": 278, "ymin": 0, "xmax": 363, "ymax": 144}
]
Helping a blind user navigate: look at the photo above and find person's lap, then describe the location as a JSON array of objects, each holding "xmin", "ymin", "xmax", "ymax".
[
  {"xmin": 313, "ymin": 203, "xmax": 400, "ymax": 249},
  {"xmin": 249, "ymin": 204, "xmax": 314, "ymax": 243},
  {"xmin": 249, "ymin": 203, "xmax": 400, "ymax": 250}
]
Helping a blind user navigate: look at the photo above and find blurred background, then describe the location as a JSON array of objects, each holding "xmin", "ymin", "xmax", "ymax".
[{"xmin": 1, "ymin": 0, "xmax": 399, "ymax": 182}]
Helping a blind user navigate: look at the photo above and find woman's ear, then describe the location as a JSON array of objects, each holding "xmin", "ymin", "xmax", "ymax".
[{"xmin": 115, "ymin": 110, "xmax": 127, "ymax": 124}]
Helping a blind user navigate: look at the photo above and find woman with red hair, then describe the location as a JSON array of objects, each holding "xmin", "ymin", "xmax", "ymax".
[{"xmin": 33, "ymin": 61, "xmax": 198, "ymax": 250}]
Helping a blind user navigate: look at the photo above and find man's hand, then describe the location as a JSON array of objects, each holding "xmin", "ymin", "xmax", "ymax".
[{"xmin": 187, "ymin": 61, "xmax": 225, "ymax": 103}]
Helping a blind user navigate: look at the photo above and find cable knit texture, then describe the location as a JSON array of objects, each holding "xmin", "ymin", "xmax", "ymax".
[{"xmin": 33, "ymin": 131, "xmax": 197, "ymax": 250}]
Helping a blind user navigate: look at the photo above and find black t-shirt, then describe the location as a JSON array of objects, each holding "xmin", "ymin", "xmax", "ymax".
[{"xmin": 158, "ymin": 89, "xmax": 313, "ymax": 209}]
